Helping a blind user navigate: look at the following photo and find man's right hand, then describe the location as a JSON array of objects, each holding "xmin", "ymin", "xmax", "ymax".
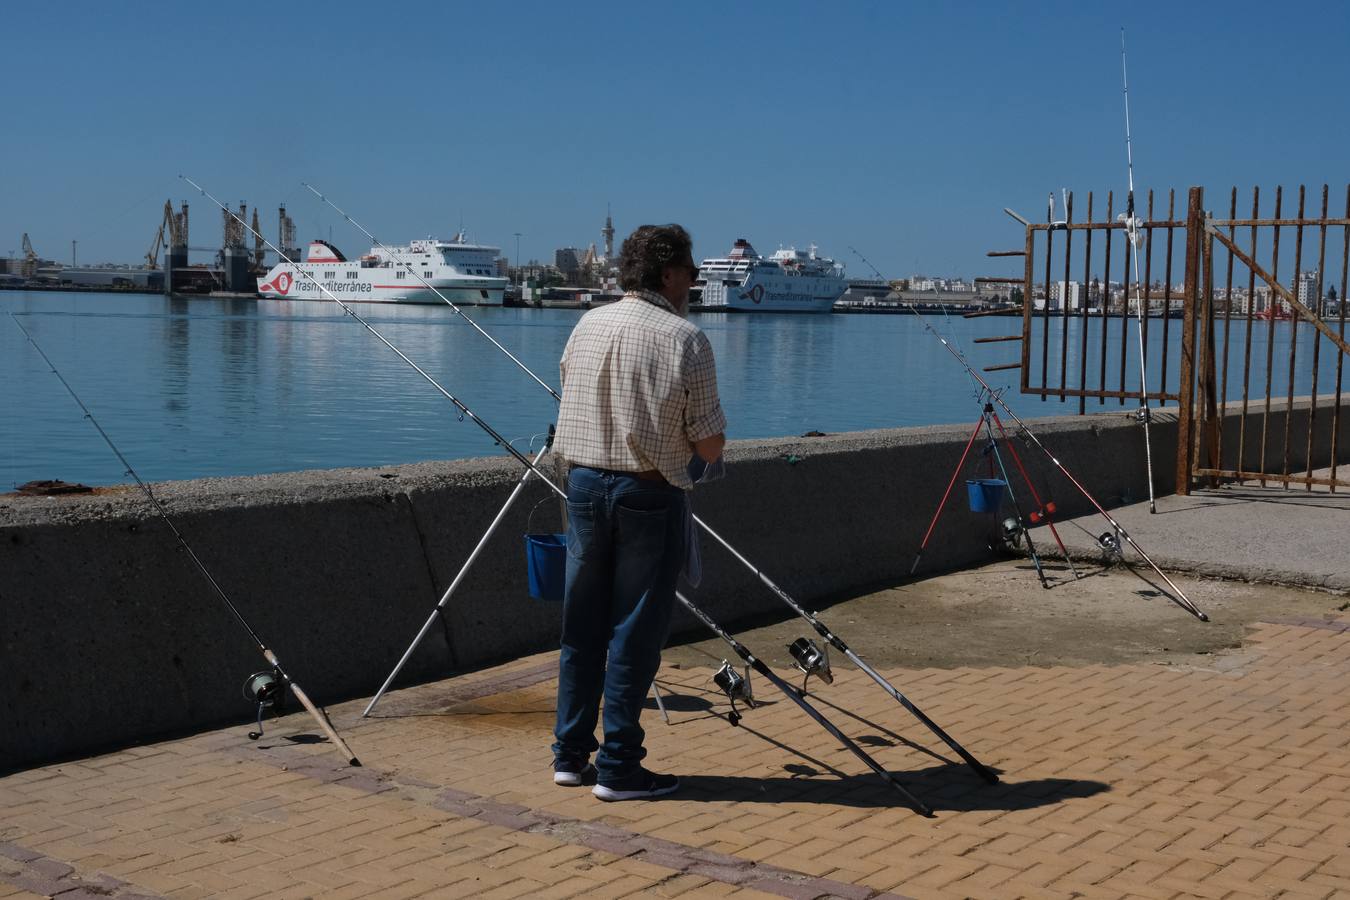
[{"xmin": 693, "ymin": 433, "xmax": 725, "ymax": 464}]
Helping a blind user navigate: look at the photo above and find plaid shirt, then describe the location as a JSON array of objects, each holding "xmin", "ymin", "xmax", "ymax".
[{"xmin": 554, "ymin": 289, "xmax": 726, "ymax": 490}]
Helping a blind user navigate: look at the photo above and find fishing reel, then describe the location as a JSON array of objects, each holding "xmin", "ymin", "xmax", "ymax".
[
  {"xmin": 1000, "ymin": 517, "xmax": 1025, "ymax": 550},
  {"xmin": 712, "ymin": 660, "xmax": 754, "ymax": 726},
  {"xmin": 242, "ymin": 668, "xmax": 287, "ymax": 740},
  {"xmin": 1134, "ymin": 406, "xmax": 1152, "ymax": 424},
  {"xmin": 787, "ymin": 637, "xmax": 832, "ymax": 694},
  {"xmin": 1117, "ymin": 212, "xmax": 1145, "ymax": 248},
  {"xmin": 1097, "ymin": 530, "xmax": 1123, "ymax": 558}
]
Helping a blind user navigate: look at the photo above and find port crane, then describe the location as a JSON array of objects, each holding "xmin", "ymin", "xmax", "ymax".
[
  {"xmin": 145, "ymin": 201, "xmax": 189, "ymax": 270},
  {"xmin": 20, "ymin": 233, "xmax": 39, "ymax": 278}
]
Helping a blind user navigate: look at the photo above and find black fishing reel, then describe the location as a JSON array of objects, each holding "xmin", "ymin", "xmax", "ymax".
[
  {"xmin": 1000, "ymin": 517, "xmax": 1025, "ymax": 550},
  {"xmin": 712, "ymin": 661, "xmax": 754, "ymax": 726},
  {"xmin": 787, "ymin": 637, "xmax": 832, "ymax": 694},
  {"xmin": 1097, "ymin": 531, "xmax": 1123, "ymax": 558},
  {"xmin": 242, "ymin": 668, "xmax": 287, "ymax": 740}
]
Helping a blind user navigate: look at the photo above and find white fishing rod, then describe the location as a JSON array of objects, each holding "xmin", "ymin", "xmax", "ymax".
[
  {"xmin": 906, "ymin": 303, "xmax": 1208, "ymax": 621},
  {"xmin": 1119, "ymin": 28, "xmax": 1158, "ymax": 513},
  {"xmin": 8, "ymin": 312, "xmax": 362, "ymax": 766},
  {"xmin": 306, "ymin": 188, "xmax": 998, "ymax": 785},
  {"xmin": 185, "ymin": 176, "xmax": 932, "ymax": 812}
]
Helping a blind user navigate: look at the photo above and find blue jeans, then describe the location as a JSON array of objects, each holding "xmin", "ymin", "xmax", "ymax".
[{"xmin": 552, "ymin": 466, "xmax": 686, "ymax": 782}]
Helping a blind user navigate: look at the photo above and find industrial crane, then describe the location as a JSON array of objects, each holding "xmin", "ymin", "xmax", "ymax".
[
  {"xmin": 145, "ymin": 201, "xmax": 188, "ymax": 270},
  {"xmin": 20, "ymin": 233, "xmax": 38, "ymax": 278}
]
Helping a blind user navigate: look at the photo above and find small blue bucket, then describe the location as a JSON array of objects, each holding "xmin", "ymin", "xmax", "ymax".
[
  {"xmin": 965, "ymin": 478, "xmax": 1007, "ymax": 513},
  {"xmin": 524, "ymin": 533, "xmax": 567, "ymax": 602}
]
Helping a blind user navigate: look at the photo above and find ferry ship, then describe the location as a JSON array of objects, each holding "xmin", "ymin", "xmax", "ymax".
[
  {"xmin": 257, "ymin": 235, "xmax": 506, "ymax": 305},
  {"xmin": 697, "ymin": 239, "xmax": 847, "ymax": 313}
]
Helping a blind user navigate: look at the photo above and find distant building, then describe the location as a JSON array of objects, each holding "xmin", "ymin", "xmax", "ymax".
[
  {"xmin": 554, "ymin": 248, "xmax": 581, "ymax": 274},
  {"xmin": 1298, "ymin": 270, "xmax": 1320, "ymax": 309},
  {"xmin": 1049, "ymin": 280, "xmax": 1082, "ymax": 311}
]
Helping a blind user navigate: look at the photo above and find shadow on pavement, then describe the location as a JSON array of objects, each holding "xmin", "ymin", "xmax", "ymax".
[{"xmin": 676, "ymin": 765, "xmax": 1109, "ymax": 811}]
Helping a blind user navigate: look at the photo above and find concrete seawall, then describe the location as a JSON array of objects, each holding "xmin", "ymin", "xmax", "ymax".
[{"xmin": 3, "ymin": 397, "xmax": 1346, "ymax": 771}]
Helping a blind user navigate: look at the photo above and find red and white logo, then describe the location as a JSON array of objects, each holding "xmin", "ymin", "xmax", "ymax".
[{"xmin": 261, "ymin": 272, "xmax": 293, "ymax": 296}]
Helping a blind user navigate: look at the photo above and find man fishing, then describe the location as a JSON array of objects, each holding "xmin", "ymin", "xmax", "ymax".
[{"xmin": 551, "ymin": 224, "xmax": 727, "ymax": 801}]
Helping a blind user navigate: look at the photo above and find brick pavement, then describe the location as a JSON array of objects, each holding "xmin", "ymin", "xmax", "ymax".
[{"xmin": 2, "ymin": 614, "xmax": 1348, "ymax": 899}]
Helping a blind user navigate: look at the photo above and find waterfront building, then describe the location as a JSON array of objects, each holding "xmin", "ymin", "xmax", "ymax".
[{"xmin": 1298, "ymin": 270, "xmax": 1321, "ymax": 309}]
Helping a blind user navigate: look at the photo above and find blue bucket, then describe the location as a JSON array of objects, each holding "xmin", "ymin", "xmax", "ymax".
[
  {"xmin": 965, "ymin": 478, "xmax": 1007, "ymax": 513},
  {"xmin": 524, "ymin": 533, "xmax": 567, "ymax": 602}
]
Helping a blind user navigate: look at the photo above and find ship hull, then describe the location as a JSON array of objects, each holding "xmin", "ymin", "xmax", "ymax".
[
  {"xmin": 257, "ymin": 267, "xmax": 504, "ymax": 306},
  {"xmin": 699, "ymin": 276, "xmax": 841, "ymax": 313}
]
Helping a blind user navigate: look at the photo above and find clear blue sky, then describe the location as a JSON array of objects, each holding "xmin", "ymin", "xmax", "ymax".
[{"xmin": 3, "ymin": 0, "xmax": 1346, "ymax": 279}]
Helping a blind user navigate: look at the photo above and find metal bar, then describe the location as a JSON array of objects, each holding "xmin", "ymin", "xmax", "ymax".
[
  {"xmin": 1176, "ymin": 187, "xmax": 1204, "ymax": 494},
  {"xmin": 1143, "ymin": 191, "xmax": 1155, "ymax": 401},
  {"xmin": 985, "ymin": 250, "xmax": 1027, "ymax": 257},
  {"xmin": 1217, "ymin": 187, "xmax": 1237, "ymax": 476},
  {"xmin": 1306, "ymin": 185, "xmax": 1330, "ymax": 490},
  {"xmin": 1100, "ymin": 192, "xmax": 1114, "ymax": 406},
  {"xmin": 1079, "ymin": 192, "xmax": 1094, "ymax": 414},
  {"xmin": 1192, "ymin": 467, "xmax": 1350, "ymax": 488},
  {"xmin": 1237, "ymin": 187, "xmax": 1260, "ymax": 481},
  {"xmin": 965, "ymin": 307, "xmax": 1023, "ymax": 319},
  {"xmin": 1119, "ymin": 197, "xmax": 1131, "ymax": 406},
  {"xmin": 1041, "ymin": 203, "xmax": 1053, "ymax": 401},
  {"xmin": 1027, "ymin": 220, "xmax": 1187, "ymax": 231},
  {"xmin": 983, "ymin": 362, "xmax": 1023, "ymax": 372},
  {"xmin": 973, "ymin": 335, "xmax": 1024, "ymax": 343},
  {"xmin": 1059, "ymin": 192, "xmax": 1074, "ymax": 402},
  {"xmin": 1198, "ymin": 218, "xmax": 1219, "ymax": 484},
  {"xmin": 999, "ymin": 386, "xmax": 1180, "ymax": 401},
  {"xmin": 1283, "ymin": 187, "xmax": 1307, "ymax": 483},
  {"xmin": 1021, "ymin": 227, "xmax": 1034, "ymax": 394},
  {"xmin": 1334, "ymin": 185, "xmax": 1350, "ymax": 491},
  {"xmin": 1211, "ymin": 217, "xmax": 1350, "ymax": 227},
  {"xmin": 1259, "ymin": 187, "xmax": 1285, "ymax": 488},
  {"xmin": 1160, "ymin": 190, "xmax": 1176, "ymax": 406}
]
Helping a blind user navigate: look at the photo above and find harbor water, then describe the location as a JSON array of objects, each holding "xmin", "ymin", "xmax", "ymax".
[{"xmin": 2, "ymin": 291, "xmax": 1344, "ymax": 487}]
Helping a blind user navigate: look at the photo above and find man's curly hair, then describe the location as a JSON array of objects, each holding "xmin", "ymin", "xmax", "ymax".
[{"xmin": 618, "ymin": 224, "xmax": 693, "ymax": 293}]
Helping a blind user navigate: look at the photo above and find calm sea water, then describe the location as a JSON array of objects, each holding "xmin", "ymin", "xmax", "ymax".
[{"xmin": 2, "ymin": 291, "xmax": 1344, "ymax": 487}]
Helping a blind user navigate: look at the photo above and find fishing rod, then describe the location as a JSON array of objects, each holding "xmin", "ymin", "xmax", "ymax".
[
  {"xmin": 1119, "ymin": 28, "xmax": 1158, "ymax": 514},
  {"xmin": 307, "ymin": 187, "xmax": 998, "ymax": 785},
  {"xmin": 7, "ymin": 312, "xmax": 362, "ymax": 766},
  {"xmin": 185, "ymin": 178, "xmax": 931, "ymax": 813},
  {"xmin": 905, "ymin": 303, "xmax": 1209, "ymax": 621}
]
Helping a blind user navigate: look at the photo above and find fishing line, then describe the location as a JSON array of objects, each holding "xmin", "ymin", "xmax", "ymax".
[
  {"xmin": 906, "ymin": 302, "xmax": 1208, "ymax": 621},
  {"xmin": 7, "ymin": 311, "xmax": 362, "ymax": 765},
  {"xmin": 307, "ymin": 186, "xmax": 998, "ymax": 787},
  {"xmin": 186, "ymin": 177, "xmax": 932, "ymax": 812}
]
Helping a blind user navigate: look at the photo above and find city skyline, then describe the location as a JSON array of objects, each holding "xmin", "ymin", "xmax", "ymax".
[{"xmin": 3, "ymin": 1, "xmax": 1348, "ymax": 281}]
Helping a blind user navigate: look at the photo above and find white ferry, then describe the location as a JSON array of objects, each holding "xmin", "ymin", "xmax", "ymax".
[
  {"xmin": 697, "ymin": 239, "xmax": 847, "ymax": 313},
  {"xmin": 257, "ymin": 235, "xmax": 506, "ymax": 305}
]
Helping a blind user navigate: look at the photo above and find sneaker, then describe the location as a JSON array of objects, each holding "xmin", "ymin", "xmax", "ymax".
[
  {"xmin": 592, "ymin": 768, "xmax": 680, "ymax": 802},
  {"xmin": 553, "ymin": 758, "xmax": 597, "ymax": 787}
]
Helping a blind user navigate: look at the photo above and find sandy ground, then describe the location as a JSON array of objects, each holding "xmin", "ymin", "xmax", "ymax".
[{"xmin": 663, "ymin": 557, "xmax": 1349, "ymax": 676}]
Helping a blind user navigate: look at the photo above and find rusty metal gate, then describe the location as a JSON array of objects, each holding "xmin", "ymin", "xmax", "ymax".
[{"xmin": 987, "ymin": 184, "xmax": 1350, "ymax": 493}]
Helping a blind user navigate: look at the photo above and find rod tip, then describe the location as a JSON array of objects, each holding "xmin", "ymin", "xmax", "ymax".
[{"xmin": 349, "ymin": 757, "xmax": 363, "ymax": 767}]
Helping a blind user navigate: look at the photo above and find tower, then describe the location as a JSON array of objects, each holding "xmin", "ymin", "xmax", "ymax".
[{"xmin": 601, "ymin": 205, "xmax": 614, "ymax": 261}]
